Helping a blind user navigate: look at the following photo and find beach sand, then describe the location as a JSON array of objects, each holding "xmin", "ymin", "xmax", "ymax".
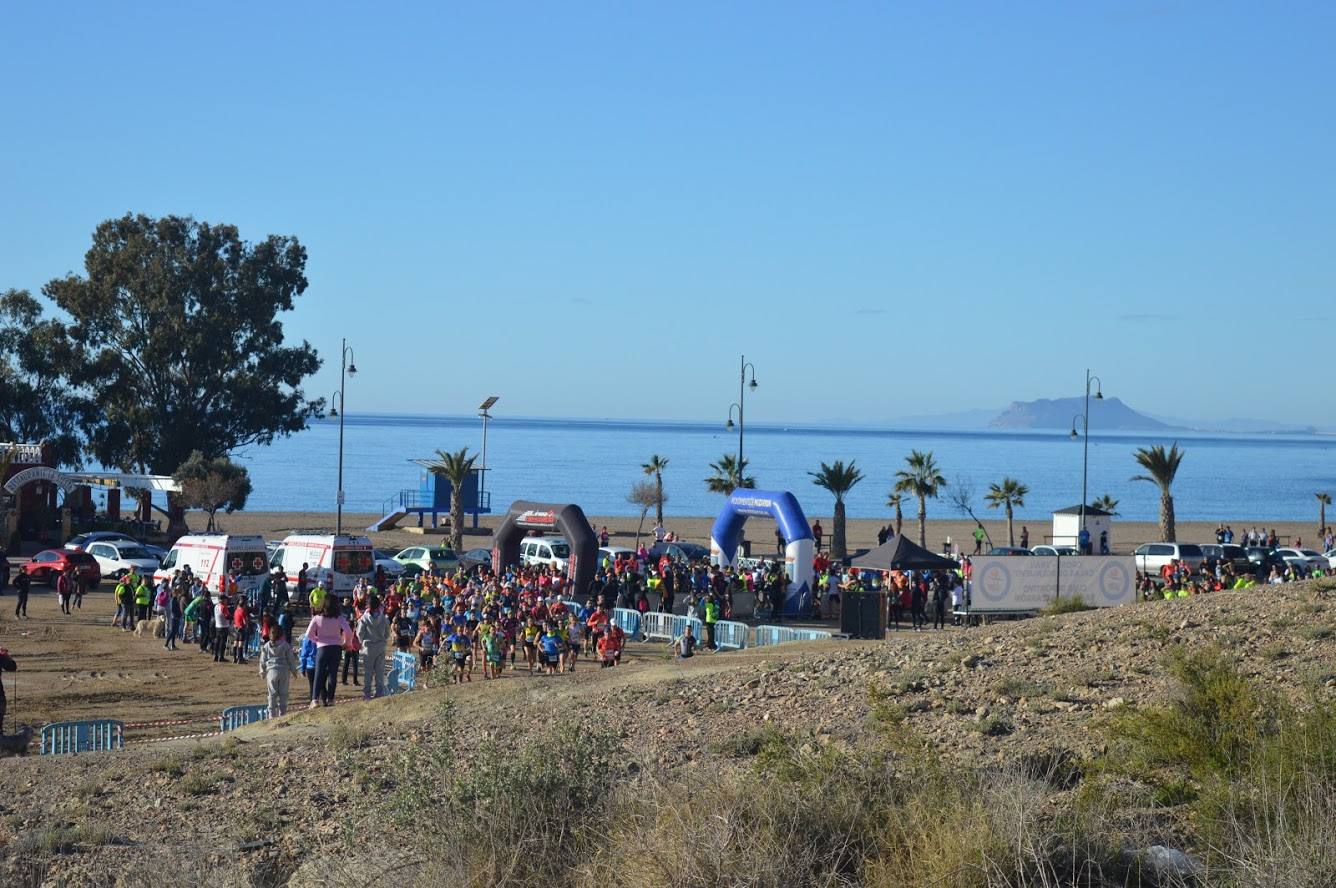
[{"xmin": 193, "ymin": 510, "xmax": 1322, "ymax": 555}]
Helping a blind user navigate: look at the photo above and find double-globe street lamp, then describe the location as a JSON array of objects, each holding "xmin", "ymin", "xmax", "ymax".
[
  {"xmin": 328, "ymin": 338, "xmax": 357, "ymax": 536},
  {"xmin": 724, "ymin": 355, "xmax": 758, "ymax": 484},
  {"xmin": 1068, "ymin": 368, "xmax": 1103, "ymax": 552}
]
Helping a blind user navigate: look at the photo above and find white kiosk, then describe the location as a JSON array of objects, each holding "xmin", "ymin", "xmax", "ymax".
[{"xmin": 1051, "ymin": 504, "xmax": 1114, "ymax": 553}]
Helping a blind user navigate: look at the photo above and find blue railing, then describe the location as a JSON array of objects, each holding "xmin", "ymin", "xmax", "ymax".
[
  {"xmin": 220, "ymin": 705, "xmax": 270, "ymax": 732},
  {"xmin": 40, "ymin": 720, "xmax": 125, "ymax": 755}
]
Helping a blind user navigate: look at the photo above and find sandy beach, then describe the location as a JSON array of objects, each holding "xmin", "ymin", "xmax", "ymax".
[{"xmin": 191, "ymin": 510, "xmax": 1323, "ymax": 556}]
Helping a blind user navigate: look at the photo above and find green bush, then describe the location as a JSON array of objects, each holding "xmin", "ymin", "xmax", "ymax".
[{"xmin": 1041, "ymin": 596, "xmax": 1096, "ymax": 616}]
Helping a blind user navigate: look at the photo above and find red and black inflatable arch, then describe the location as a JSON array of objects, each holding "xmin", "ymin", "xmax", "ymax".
[{"xmin": 491, "ymin": 500, "xmax": 599, "ymax": 594}]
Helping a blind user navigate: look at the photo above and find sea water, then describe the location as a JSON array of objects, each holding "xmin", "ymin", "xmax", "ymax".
[{"xmin": 223, "ymin": 414, "xmax": 1336, "ymax": 524}]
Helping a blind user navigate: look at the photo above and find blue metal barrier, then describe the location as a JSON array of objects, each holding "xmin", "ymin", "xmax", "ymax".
[
  {"xmin": 713, "ymin": 620, "xmax": 749, "ymax": 650},
  {"xmin": 611, "ymin": 607, "xmax": 642, "ymax": 639},
  {"xmin": 220, "ymin": 705, "xmax": 270, "ymax": 732},
  {"xmin": 751, "ymin": 625, "xmax": 833, "ymax": 647},
  {"xmin": 389, "ymin": 651, "xmax": 418, "ymax": 694},
  {"xmin": 641, "ymin": 612, "xmax": 703, "ymax": 643},
  {"xmin": 245, "ymin": 627, "xmax": 262, "ymax": 658},
  {"xmin": 40, "ymin": 720, "xmax": 125, "ymax": 755}
]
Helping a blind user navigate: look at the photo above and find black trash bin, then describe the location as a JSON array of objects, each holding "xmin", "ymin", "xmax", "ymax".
[{"xmin": 841, "ymin": 591, "xmax": 887, "ymax": 640}]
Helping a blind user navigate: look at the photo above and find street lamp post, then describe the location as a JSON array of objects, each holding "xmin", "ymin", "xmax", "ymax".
[
  {"xmin": 330, "ymin": 339, "xmax": 357, "ymax": 536},
  {"xmin": 1068, "ymin": 369, "xmax": 1102, "ymax": 552},
  {"xmin": 478, "ymin": 396, "xmax": 499, "ymax": 521},
  {"xmin": 724, "ymin": 356, "xmax": 758, "ymax": 480}
]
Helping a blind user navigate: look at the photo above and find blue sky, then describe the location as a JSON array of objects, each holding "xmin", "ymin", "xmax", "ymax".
[{"xmin": 2, "ymin": 2, "xmax": 1332, "ymax": 425}]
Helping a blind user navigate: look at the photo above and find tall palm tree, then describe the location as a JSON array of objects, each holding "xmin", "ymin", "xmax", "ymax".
[
  {"xmin": 1090, "ymin": 494, "xmax": 1120, "ymax": 516},
  {"xmin": 894, "ymin": 450, "xmax": 946, "ymax": 548},
  {"xmin": 641, "ymin": 454, "xmax": 670, "ymax": 527},
  {"xmin": 808, "ymin": 460, "xmax": 864, "ymax": 559},
  {"xmin": 705, "ymin": 454, "xmax": 755, "ymax": 495},
  {"xmin": 1317, "ymin": 492, "xmax": 1331, "ymax": 535},
  {"xmin": 886, "ymin": 492, "xmax": 904, "ymax": 536},
  {"xmin": 429, "ymin": 447, "xmax": 478, "ymax": 553},
  {"xmin": 1131, "ymin": 443, "xmax": 1185, "ymax": 542},
  {"xmin": 984, "ymin": 477, "xmax": 1029, "ymax": 547}
]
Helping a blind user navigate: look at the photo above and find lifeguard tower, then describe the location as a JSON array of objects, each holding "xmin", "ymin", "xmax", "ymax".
[{"xmin": 369, "ymin": 460, "xmax": 491, "ymax": 533}]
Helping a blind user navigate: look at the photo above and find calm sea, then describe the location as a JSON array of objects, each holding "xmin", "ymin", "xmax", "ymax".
[{"xmin": 230, "ymin": 414, "xmax": 1336, "ymax": 524}]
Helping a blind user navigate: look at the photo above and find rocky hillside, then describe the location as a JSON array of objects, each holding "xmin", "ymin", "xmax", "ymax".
[{"xmin": 3, "ymin": 581, "xmax": 1334, "ymax": 886}]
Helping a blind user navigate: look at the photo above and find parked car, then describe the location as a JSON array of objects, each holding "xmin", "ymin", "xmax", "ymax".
[
  {"xmin": 519, "ymin": 536, "xmax": 570, "ymax": 571},
  {"xmin": 64, "ymin": 531, "xmax": 141, "ymax": 552},
  {"xmin": 372, "ymin": 549, "xmax": 406, "ymax": 579},
  {"xmin": 1133, "ymin": 542, "xmax": 1206, "ymax": 576},
  {"xmin": 598, "ymin": 546, "xmax": 640, "ymax": 572},
  {"xmin": 1325, "ymin": 549, "xmax": 1336, "ymax": 570},
  {"xmin": 647, "ymin": 541, "xmax": 710, "ymax": 564},
  {"xmin": 987, "ymin": 547, "xmax": 1033, "ymax": 556},
  {"xmin": 459, "ymin": 547, "xmax": 493, "ymax": 570},
  {"xmin": 1246, "ymin": 546, "xmax": 1288, "ymax": 573},
  {"xmin": 1199, "ymin": 543, "xmax": 1252, "ymax": 573},
  {"xmin": 1273, "ymin": 547, "xmax": 1326, "ymax": 572},
  {"xmin": 20, "ymin": 549, "xmax": 101, "ymax": 587},
  {"xmin": 1030, "ymin": 545, "xmax": 1079, "ymax": 556},
  {"xmin": 84, "ymin": 539, "xmax": 161, "ymax": 580},
  {"xmin": 393, "ymin": 545, "xmax": 459, "ymax": 577}
]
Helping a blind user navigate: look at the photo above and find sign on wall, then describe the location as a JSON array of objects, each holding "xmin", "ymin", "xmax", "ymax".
[{"xmin": 969, "ymin": 556, "xmax": 1135, "ymax": 611}]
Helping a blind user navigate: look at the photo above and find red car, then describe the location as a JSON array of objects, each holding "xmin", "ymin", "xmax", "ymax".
[{"xmin": 20, "ymin": 549, "xmax": 102, "ymax": 587}]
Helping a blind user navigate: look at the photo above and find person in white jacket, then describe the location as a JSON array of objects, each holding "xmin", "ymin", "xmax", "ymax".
[
  {"xmin": 356, "ymin": 594, "xmax": 393, "ymax": 700},
  {"xmin": 258, "ymin": 630, "xmax": 301, "ymax": 717}
]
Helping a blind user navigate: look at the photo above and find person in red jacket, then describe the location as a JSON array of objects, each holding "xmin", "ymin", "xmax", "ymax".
[{"xmin": 231, "ymin": 598, "xmax": 250, "ymax": 665}]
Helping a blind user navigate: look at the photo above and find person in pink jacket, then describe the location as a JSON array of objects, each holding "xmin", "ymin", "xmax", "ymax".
[{"xmin": 306, "ymin": 595, "xmax": 351, "ymax": 708}]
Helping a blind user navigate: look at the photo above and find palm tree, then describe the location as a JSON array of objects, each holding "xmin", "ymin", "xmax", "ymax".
[
  {"xmin": 886, "ymin": 492, "xmax": 904, "ymax": 536},
  {"xmin": 1090, "ymin": 494, "xmax": 1120, "ymax": 516},
  {"xmin": 705, "ymin": 454, "xmax": 755, "ymax": 495},
  {"xmin": 429, "ymin": 447, "xmax": 478, "ymax": 553},
  {"xmin": 641, "ymin": 455, "xmax": 670, "ymax": 527},
  {"xmin": 808, "ymin": 460, "xmax": 864, "ymax": 560},
  {"xmin": 984, "ymin": 477, "xmax": 1029, "ymax": 547},
  {"xmin": 1131, "ymin": 443, "xmax": 1185, "ymax": 542},
  {"xmin": 1317, "ymin": 492, "xmax": 1331, "ymax": 535},
  {"xmin": 894, "ymin": 450, "xmax": 946, "ymax": 547}
]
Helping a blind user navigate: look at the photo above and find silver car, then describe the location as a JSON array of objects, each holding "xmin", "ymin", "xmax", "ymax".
[{"xmin": 1133, "ymin": 542, "xmax": 1206, "ymax": 576}]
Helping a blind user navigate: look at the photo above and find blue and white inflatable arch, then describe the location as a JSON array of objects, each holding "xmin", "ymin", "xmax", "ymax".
[{"xmin": 710, "ymin": 489, "xmax": 814, "ymax": 617}]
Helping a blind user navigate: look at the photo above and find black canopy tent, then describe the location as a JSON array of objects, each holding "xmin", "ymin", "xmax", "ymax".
[{"xmin": 849, "ymin": 535, "xmax": 959, "ymax": 572}]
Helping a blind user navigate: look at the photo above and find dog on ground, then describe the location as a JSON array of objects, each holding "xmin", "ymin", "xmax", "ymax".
[{"xmin": 134, "ymin": 617, "xmax": 165, "ymax": 638}]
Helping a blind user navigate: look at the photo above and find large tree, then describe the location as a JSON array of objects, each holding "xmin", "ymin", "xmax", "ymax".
[
  {"xmin": 173, "ymin": 451, "xmax": 253, "ymax": 532},
  {"xmin": 809, "ymin": 459, "xmax": 863, "ymax": 559},
  {"xmin": 43, "ymin": 214, "xmax": 323, "ymax": 507},
  {"xmin": 984, "ymin": 477, "xmax": 1029, "ymax": 547},
  {"xmin": 0, "ymin": 289, "xmax": 92, "ymax": 466},
  {"xmin": 1131, "ymin": 443, "xmax": 1185, "ymax": 542},
  {"xmin": 894, "ymin": 450, "xmax": 946, "ymax": 548},
  {"xmin": 430, "ymin": 447, "xmax": 478, "ymax": 553},
  {"xmin": 641, "ymin": 454, "xmax": 670, "ymax": 526}
]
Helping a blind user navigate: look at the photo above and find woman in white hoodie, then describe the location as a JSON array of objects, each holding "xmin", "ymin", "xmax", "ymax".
[{"xmin": 356, "ymin": 594, "xmax": 392, "ymax": 700}]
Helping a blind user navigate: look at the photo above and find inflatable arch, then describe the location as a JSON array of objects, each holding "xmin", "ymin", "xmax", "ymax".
[
  {"xmin": 710, "ymin": 489, "xmax": 814, "ymax": 617},
  {"xmin": 492, "ymin": 501, "xmax": 599, "ymax": 595}
]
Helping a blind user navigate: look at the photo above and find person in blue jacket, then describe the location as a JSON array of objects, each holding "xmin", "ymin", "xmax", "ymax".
[{"xmin": 298, "ymin": 629, "xmax": 319, "ymax": 701}]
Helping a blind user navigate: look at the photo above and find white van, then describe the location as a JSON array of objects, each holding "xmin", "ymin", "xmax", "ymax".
[
  {"xmin": 270, "ymin": 534, "xmax": 375, "ymax": 599},
  {"xmin": 519, "ymin": 535, "xmax": 570, "ymax": 571},
  {"xmin": 154, "ymin": 534, "xmax": 270, "ymax": 596}
]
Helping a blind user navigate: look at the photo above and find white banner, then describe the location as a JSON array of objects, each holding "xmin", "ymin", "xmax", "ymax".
[{"xmin": 969, "ymin": 556, "xmax": 1135, "ymax": 611}]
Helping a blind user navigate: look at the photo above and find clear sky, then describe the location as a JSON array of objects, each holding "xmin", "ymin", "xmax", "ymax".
[{"xmin": 2, "ymin": 2, "xmax": 1332, "ymax": 426}]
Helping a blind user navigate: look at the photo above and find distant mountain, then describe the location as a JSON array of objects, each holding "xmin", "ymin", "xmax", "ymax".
[{"xmin": 989, "ymin": 396, "xmax": 1179, "ymax": 431}]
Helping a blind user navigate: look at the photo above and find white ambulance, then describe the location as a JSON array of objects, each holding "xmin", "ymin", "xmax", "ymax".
[
  {"xmin": 154, "ymin": 534, "xmax": 270, "ymax": 596},
  {"xmin": 269, "ymin": 534, "xmax": 375, "ymax": 599}
]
